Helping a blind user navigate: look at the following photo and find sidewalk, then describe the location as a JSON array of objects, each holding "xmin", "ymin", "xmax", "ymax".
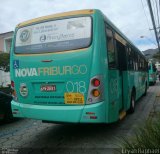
[{"xmin": 148, "ymin": 81, "xmax": 160, "ymax": 120}]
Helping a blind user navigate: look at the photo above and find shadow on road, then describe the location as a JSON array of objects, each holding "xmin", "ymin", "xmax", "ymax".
[{"xmin": 0, "ymin": 118, "xmax": 24, "ymax": 126}]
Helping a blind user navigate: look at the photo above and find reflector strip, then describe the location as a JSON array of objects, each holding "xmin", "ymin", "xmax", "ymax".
[
  {"xmin": 90, "ymin": 116, "xmax": 97, "ymax": 119},
  {"xmin": 86, "ymin": 112, "xmax": 95, "ymax": 115}
]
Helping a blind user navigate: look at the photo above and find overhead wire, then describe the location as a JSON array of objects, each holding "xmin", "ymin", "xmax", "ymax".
[
  {"xmin": 155, "ymin": 0, "xmax": 159, "ymax": 29},
  {"xmin": 152, "ymin": 0, "xmax": 160, "ymax": 31},
  {"xmin": 141, "ymin": 0, "xmax": 151, "ymax": 29},
  {"xmin": 151, "ymin": 0, "xmax": 157, "ymax": 27},
  {"xmin": 141, "ymin": 0, "xmax": 156, "ymax": 44},
  {"xmin": 154, "ymin": 0, "xmax": 160, "ymax": 41},
  {"xmin": 158, "ymin": 0, "xmax": 160, "ymax": 38},
  {"xmin": 159, "ymin": 0, "xmax": 160, "ymax": 38},
  {"xmin": 149, "ymin": 0, "xmax": 159, "ymax": 45}
]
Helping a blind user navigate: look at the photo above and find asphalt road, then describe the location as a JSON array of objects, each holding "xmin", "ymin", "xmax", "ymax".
[{"xmin": 0, "ymin": 82, "xmax": 159, "ymax": 154}]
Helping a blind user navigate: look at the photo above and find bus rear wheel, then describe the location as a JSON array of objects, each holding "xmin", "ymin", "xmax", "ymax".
[{"xmin": 128, "ymin": 92, "xmax": 135, "ymax": 114}]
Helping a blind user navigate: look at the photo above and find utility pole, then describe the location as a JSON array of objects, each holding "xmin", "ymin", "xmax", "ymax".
[{"xmin": 147, "ymin": 0, "xmax": 160, "ymax": 52}]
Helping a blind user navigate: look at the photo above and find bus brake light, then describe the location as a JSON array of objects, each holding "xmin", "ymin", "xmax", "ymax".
[
  {"xmin": 86, "ymin": 75, "xmax": 103, "ymax": 104},
  {"xmin": 92, "ymin": 79, "xmax": 100, "ymax": 87}
]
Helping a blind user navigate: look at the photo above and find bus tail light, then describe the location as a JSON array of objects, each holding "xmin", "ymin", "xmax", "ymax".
[
  {"xmin": 92, "ymin": 89, "xmax": 100, "ymax": 97},
  {"xmin": 86, "ymin": 75, "xmax": 104, "ymax": 104},
  {"xmin": 92, "ymin": 79, "xmax": 100, "ymax": 87}
]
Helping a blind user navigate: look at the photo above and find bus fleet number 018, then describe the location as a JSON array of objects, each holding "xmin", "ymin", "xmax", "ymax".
[{"xmin": 66, "ymin": 81, "xmax": 86, "ymax": 94}]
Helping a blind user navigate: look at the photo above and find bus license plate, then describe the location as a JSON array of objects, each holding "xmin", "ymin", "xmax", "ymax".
[
  {"xmin": 64, "ymin": 93, "xmax": 84, "ymax": 104},
  {"xmin": 40, "ymin": 85, "xmax": 56, "ymax": 92}
]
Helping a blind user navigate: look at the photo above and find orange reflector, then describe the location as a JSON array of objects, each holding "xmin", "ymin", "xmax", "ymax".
[{"xmin": 92, "ymin": 89, "xmax": 100, "ymax": 97}]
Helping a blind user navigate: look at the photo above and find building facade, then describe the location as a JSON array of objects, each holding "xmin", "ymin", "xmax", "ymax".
[{"xmin": 0, "ymin": 31, "xmax": 14, "ymax": 87}]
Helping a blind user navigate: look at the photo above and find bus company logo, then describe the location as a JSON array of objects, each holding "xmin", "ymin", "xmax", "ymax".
[
  {"xmin": 15, "ymin": 65, "xmax": 88, "ymax": 77},
  {"xmin": 40, "ymin": 34, "xmax": 46, "ymax": 42},
  {"xmin": 20, "ymin": 83, "xmax": 28, "ymax": 97},
  {"xmin": 15, "ymin": 68, "xmax": 38, "ymax": 77},
  {"xmin": 20, "ymin": 29, "xmax": 30, "ymax": 42}
]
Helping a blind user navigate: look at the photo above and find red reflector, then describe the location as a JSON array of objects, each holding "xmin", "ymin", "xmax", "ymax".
[
  {"xmin": 11, "ymin": 81, "xmax": 15, "ymax": 88},
  {"xmin": 86, "ymin": 112, "xmax": 95, "ymax": 115},
  {"xmin": 93, "ymin": 79, "xmax": 100, "ymax": 87},
  {"xmin": 90, "ymin": 116, "xmax": 97, "ymax": 119}
]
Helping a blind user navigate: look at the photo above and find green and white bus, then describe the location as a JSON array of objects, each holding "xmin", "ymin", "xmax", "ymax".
[
  {"xmin": 148, "ymin": 61, "xmax": 157, "ymax": 85},
  {"xmin": 10, "ymin": 9, "xmax": 148, "ymax": 123}
]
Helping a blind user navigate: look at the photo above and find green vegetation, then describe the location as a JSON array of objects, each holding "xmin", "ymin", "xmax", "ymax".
[
  {"xmin": 0, "ymin": 52, "xmax": 10, "ymax": 72},
  {"xmin": 120, "ymin": 115, "xmax": 160, "ymax": 150},
  {"xmin": 153, "ymin": 52, "xmax": 160, "ymax": 61}
]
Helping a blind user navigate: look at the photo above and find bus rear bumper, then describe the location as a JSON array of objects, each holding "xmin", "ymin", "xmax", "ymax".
[{"xmin": 11, "ymin": 100, "xmax": 106, "ymax": 123}]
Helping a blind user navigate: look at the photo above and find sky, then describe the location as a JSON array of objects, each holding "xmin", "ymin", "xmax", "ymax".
[{"xmin": 0, "ymin": 0, "xmax": 158, "ymax": 51}]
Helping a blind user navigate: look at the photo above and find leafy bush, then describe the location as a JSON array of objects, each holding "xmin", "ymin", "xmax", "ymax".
[
  {"xmin": 0, "ymin": 53, "xmax": 10, "ymax": 72},
  {"xmin": 120, "ymin": 115, "xmax": 160, "ymax": 150}
]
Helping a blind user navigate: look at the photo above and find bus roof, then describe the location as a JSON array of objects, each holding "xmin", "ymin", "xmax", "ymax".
[{"xmin": 17, "ymin": 9, "xmax": 95, "ymax": 27}]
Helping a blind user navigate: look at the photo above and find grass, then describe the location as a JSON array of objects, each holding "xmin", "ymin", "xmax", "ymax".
[{"xmin": 119, "ymin": 113, "xmax": 160, "ymax": 152}]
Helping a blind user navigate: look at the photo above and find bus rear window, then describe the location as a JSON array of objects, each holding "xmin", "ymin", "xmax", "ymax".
[{"xmin": 15, "ymin": 16, "xmax": 92, "ymax": 54}]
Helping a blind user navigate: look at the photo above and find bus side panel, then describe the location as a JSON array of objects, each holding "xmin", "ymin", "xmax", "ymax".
[
  {"xmin": 135, "ymin": 72, "xmax": 141, "ymax": 100},
  {"xmin": 122, "ymin": 71, "xmax": 130, "ymax": 111},
  {"xmin": 127, "ymin": 71, "xmax": 135, "ymax": 108},
  {"xmin": 90, "ymin": 11, "xmax": 109, "ymax": 123},
  {"xmin": 107, "ymin": 70, "xmax": 121, "ymax": 123},
  {"xmin": 149, "ymin": 63, "xmax": 157, "ymax": 84},
  {"xmin": 127, "ymin": 71, "xmax": 147, "ymax": 104}
]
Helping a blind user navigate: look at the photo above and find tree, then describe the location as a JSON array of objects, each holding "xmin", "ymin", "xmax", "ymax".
[
  {"xmin": 153, "ymin": 52, "xmax": 160, "ymax": 61},
  {"xmin": 0, "ymin": 52, "xmax": 10, "ymax": 72}
]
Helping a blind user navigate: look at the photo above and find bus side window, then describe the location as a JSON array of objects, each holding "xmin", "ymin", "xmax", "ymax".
[
  {"xmin": 142, "ymin": 59, "xmax": 145, "ymax": 71},
  {"xmin": 115, "ymin": 40, "xmax": 127, "ymax": 71},
  {"xmin": 127, "ymin": 47, "xmax": 134, "ymax": 70},
  {"xmin": 134, "ymin": 52, "xmax": 138, "ymax": 71},
  {"xmin": 106, "ymin": 27, "xmax": 116, "ymax": 68},
  {"xmin": 146, "ymin": 61, "xmax": 148, "ymax": 72},
  {"xmin": 153, "ymin": 64, "xmax": 157, "ymax": 72},
  {"xmin": 138, "ymin": 55, "xmax": 141, "ymax": 71},
  {"xmin": 148, "ymin": 63, "xmax": 151, "ymax": 70}
]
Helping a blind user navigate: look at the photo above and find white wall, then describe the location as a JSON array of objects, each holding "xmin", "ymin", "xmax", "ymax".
[{"xmin": 0, "ymin": 70, "xmax": 10, "ymax": 87}]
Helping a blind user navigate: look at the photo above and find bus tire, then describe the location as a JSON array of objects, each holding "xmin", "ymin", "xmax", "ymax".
[
  {"xmin": 128, "ymin": 92, "xmax": 135, "ymax": 114},
  {"xmin": 4, "ymin": 109, "xmax": 13, "ymax": 123}
]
